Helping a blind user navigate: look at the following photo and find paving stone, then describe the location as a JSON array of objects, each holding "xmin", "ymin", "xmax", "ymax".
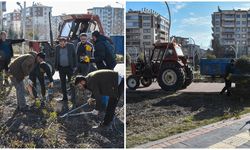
[{"xmin": 209, "ymin": 142, "xmax": 235, "ymax": 148}]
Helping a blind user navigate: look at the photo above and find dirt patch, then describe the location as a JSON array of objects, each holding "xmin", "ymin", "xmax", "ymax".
[
  {"xmin": 126, "ymin": 88, "xmax": 250, "ymax": 147},
  {"xmin": 0, "ymin": 80, "xmax": 124, "ymax": 148}
]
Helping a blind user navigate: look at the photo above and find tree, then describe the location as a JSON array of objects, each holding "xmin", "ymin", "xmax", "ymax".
[{"xmin": 211, "ymin": 37, "xmax": 224, "ymax": 58}]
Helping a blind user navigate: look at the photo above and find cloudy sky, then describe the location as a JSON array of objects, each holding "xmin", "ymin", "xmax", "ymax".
[
  {"xmin": 4, "ymin": 0, "xmax": 124, "ymax": 15},
  {"xmin": 126, "ymin": 2, "xmax": 250, "ymax": 50}
]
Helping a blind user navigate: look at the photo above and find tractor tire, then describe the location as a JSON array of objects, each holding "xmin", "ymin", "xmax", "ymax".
[
  {"xmin": 184, "ymin": 66, "xmax": 193, "ymax": 87},
  {"xmin": 127, "ymin": 75, "xmax": 139, "ymax": 90},
  {"xmin": 157, "ymin": 64, "xmax": 185, "ymax": 91},
  {"xmin": 141, "ymin": 77, "xmax": 152, "ymax": 87}
]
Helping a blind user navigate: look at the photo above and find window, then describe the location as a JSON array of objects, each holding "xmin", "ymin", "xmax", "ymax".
[
  {"xmin": 142, "ymin": 16, "xmax": 151, "ymax": 20},
  {"xmin": 236, "ymin": 14, "xmax": 241, "ymax": 18},
  {"xmin": 242, "ymin": 41, "xmax": 246, "ymax": 45},
  {"xmin": 242, "ymin": 21, "xmax": 247, "ymax": 25},
  {"xmin": 126, "ymin": 15, "xmax": 139, "ymax": 20},
  {"xmin": 242, "ymin": 14, "xmax": 247, "ymax": 18},
  {"xmin": 242, "ymin": 34, "xmax": 246, "ymax": 38},
  {"xmin": 143, "ymin": 29, "xmax": 151, "ymax": 33},
  {"xmin": 236, "ymin": 27, "xmax": 240, "ymax": 32},
  {"xmin": 215, "ymin": 27, "xmax": 220, "ymax": 32},
  {"xmin": 242, "ymin": 28, "xmax": 247, "ymax": 32},
  {"xmin": 248, "ymin": 14, "xmax": 250, "ymax": 18},
  {"xmin": 143, "ymin": 35, "xmax": 151, "ymax": 39},
  {"xmin": 215, "ymin": 21, "xmax": 220, "ymax": 25},
  {"xmin": 236, "ymin": 21, "xmax": 241, "ymax": 25},
  {"xmin": 143, "ymin": 23, "xmax": 150, "ymax": 27},
  {"xmin": 126, "ymin": 22, "xmax": 139, "ymax": 27}
]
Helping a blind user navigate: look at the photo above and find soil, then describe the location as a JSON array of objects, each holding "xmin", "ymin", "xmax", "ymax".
[
  {"xmin": 0, "ymin": 79, "xmax": 124, "ymax": 148},
  {"xmin": 126, "ymin": 88, "xmax": 250, "ymax": 147}
]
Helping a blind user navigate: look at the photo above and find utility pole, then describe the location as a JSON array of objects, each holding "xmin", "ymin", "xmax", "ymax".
[
  {"xmin": 0, "ymin": 1, "xmax": 6, "ymax": 31},
  {"xmin": 189, "ymin": 37, "xmax": 196, "ymax": 69},
  {"xmin": 17, "ymin": 1, "xmax": 26, "ymax": 54}
]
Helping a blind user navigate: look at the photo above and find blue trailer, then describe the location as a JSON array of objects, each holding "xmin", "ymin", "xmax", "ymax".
[
  {"xmin": 110, "ymin": 36, "xmax": 124, "ymax": 55},
  {"xmin": 200, "ymin": 58, "xmax": 231, "ymax": 77}
]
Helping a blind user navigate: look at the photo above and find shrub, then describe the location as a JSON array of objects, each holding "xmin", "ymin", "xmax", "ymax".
[{"xmin": 235, "ymin": 56, "xmax": 250, "ymax": 74}]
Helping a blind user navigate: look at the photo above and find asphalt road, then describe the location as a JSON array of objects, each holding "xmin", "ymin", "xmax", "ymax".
[{"xmin": 132, "ymin": 82, "xmax": 235, "ymax": 93}]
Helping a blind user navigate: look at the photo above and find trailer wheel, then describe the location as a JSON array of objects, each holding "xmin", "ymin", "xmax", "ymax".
[
  {"xmin": 141, "ymin": 77, "xmax": 152, "ymax": 87},
  {"xmin": 157, "ymin": 64, "xmax": 185, "ymax": 91},
  {"xmin": 184, "ymin": 66, "xmax": 193, "ymax": 87},
  {"xmin": 127, "ymin": 75, "xmax": 139, "ymax": 90}
]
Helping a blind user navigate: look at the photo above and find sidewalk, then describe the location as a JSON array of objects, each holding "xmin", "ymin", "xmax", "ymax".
[{"xmin": 137, "ymin": 113, "xmax": 250, "ymax": 148}]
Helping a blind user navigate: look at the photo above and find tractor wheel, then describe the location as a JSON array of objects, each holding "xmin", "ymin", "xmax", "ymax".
[
  {"xmin": 157, "ymin": 64, "xmax": 185, "ymax": 91},
  {"xmin": 127, "ymin": 75, "xmax": 139, "ymax": 90},
  {"xmin": 184, "ymin": 66, "xmax": 193, "ymax": 87},
  {"xmin": 141, "ymin": 77, "xmax": 152, "ymax": 87}
]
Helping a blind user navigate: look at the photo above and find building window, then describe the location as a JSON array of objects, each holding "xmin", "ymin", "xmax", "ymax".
[
  {"xmin": 242, "ymin": 34, "xmax": 246, "ymax": 38},
  {"xmin": 143, "ymin": 29, "xmax": 151, "ymax": 33},
  {"xmin": 242, "ymin": 27, "xmax": 247, "ymax": 32},
  {"xmin": 143, "ymin": 23, "xmax": 151, "ymax": 27},
  {"xmin": 236, "ymin": 14, "xmax": 240, "ymax": 18},
  {"xmin": 215, "ymin": 27, "xmax": 220, "ymax": 32},
  {"xmin": 242, "ymin": 14, "xmax": 247, "ymax": 18},
  {"xmin": 242, "ymin": 41, "xmax": 246, "ymax": 45},
  {"xmin": 142, "ymin": 16, "xmax": 151, "ymax": 20},
  {"xmin": 143, "ymin": 35, "xmax": 151, "ymax": 39},
  {"xmin": 236, "ymin": 21, "xmax": 241, "ymax": 25},
  {"xmin": 126, "ymin": 15, "xmax": 139, "ymax": 20},
  {"xmin": 236, "ymin": 34, "xmax": 240, "ymax": 38},
  {"xmin": 248, "ymin": 14, "xmax": 250, "ymax": 18},
  {"xmin": 236, "ymin": 27, "xmax": 240, "ymax": 32},
  {"xmin": 126, "ymin": 22, "xmax": 139, "ymax": 27},
  {"xmin": 215, "ymin": 21, "xmax": 220, "ymax": 25},
  {"xmin": 242, "ymin": 21, "xmax": 247, "ymax": 25}
]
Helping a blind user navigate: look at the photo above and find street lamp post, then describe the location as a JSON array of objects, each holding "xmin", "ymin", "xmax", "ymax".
[
  {"xmin": 189, "ymin": 37, "xmax": 196, "ymax": 69},
  {"xmin": 17, "ymin": 1, "xmax": 26, "ymax": 54},
  {"xmin": 116, "ymin": 1, "xmax": 124, "ymax": 8},
  {"xmin": 230, "ymin": 44, "xmax": 238, "ymax": 59}
]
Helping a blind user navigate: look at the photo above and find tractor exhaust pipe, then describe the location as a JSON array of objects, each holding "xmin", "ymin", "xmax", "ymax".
[{"xmin": 49, "ymin": 11, "xmax": 54, "ymax": 48}]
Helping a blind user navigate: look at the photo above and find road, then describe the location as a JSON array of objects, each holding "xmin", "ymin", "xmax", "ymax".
[{"xmin": 133, "ymin": 82, "xmax": 235, "ymax": 93}]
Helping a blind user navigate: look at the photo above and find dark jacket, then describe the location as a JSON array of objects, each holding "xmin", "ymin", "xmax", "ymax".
[
  {"xmin": 86, "ymin": 69, "xmax": 119, "ymax": 102},
  {"xmin": 30, "ymin": 61, "xmax": 53, "ymax": 83},
  {"xmin": 0, "ymin": 39, "xmax": 25, "ymax": 59},
  {"xmin": 55, "ymin": 43, "xmax": 76, "ymax": 69},
  {"xmin": 9, "ymin": 52, "xmax": 37, "ymax": 82},
  {"xmin": 93, "ymin": 35, "xmax": 116, "ymax": 70},
  {"xmin": 224, "ymin": 63, "xmax": 235, "ymax": 80}
]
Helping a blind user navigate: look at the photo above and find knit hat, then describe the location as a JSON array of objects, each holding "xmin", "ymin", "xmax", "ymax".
[
  {"xmin": 74, "ymin": 75, "xmax": 86, "ymax": 85},
  {"xmin": 92, "ymin": 30, "xmax": 100, "ymax": 37}
]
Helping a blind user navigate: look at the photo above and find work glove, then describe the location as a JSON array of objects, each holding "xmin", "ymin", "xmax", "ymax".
[
  {"xmin": 48, "ymin": 82, "xmax": 54, "ymax": 88},
  {"xmin": 87, "ymin": 98, "xmax": 96, "ymax": 106}
]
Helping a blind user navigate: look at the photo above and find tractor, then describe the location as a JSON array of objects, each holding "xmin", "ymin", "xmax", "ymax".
[
  {"xmin": 28, "ymin": 13, "xmax": 105, "ymax": 75},
  {"xmin": 126, "ymin": 42, "xmax": 193, "ymax": 91}
]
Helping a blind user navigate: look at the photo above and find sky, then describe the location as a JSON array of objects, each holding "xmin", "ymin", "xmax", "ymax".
[
  {"xmin": 126, "ymin": 2, "xmax": 250, "ymax": 50},
  {"xmin": 3, "ymin": 0, "xmax": 124, "ymax": 16}
]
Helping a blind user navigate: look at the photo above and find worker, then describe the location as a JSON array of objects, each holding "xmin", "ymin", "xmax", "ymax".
[
  {"xmin": 76, "ymin": 33, "xmax": 95, "ymax": 76},
  {"xmin": 220, "ymin": 59, "xmax": 235, "ymax": 96},
  {"xmin": 29, "ymin": 52, "xmax": 54, "ymax": 104},
  {"xmin": 91, "ymin": 31, "xmax": 117, "ymax": 70},
  {"xmin": 0, "ymin": 31, "xmax": 25, "ymax": 84},
  {"xmin": 55, "ymin": 37, "xmax": 76, "ymax": 111},
  {"xmin": 9, "ymin": 51, "xmax": 37, "ymax": 111},
  {"xmin": 74, "ymin": 69, "xmax": 124, "ymax": 128}
]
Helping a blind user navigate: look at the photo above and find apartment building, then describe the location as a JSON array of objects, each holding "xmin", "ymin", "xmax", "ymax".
[
  {"xmin": 87, "ymin": 5, "xmax": 124, "ymax": 36},
  {"xmin": 3, "ymin": 10, "xmax": 21, "ymax": 38},
  {"xmin": 25, "ymin": 3, "xmax": 52, "ymax": 40},
  {"xmin": 212, "ymin": 7, "xmax": 250, "ymax": 57},
  {"xmin": 126, "ymin": 8, "xmax": 169, "ymax": 57}
]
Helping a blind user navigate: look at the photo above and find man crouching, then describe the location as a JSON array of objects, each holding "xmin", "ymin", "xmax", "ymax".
[{"xmin": 74, "ymin": 69, "xmax": 124, "ymax": 128}]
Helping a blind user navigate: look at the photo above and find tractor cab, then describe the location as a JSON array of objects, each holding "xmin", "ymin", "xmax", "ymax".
[{"xmin": 59, "ymin": 14, "xmax": 104, "ymax": 42}]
